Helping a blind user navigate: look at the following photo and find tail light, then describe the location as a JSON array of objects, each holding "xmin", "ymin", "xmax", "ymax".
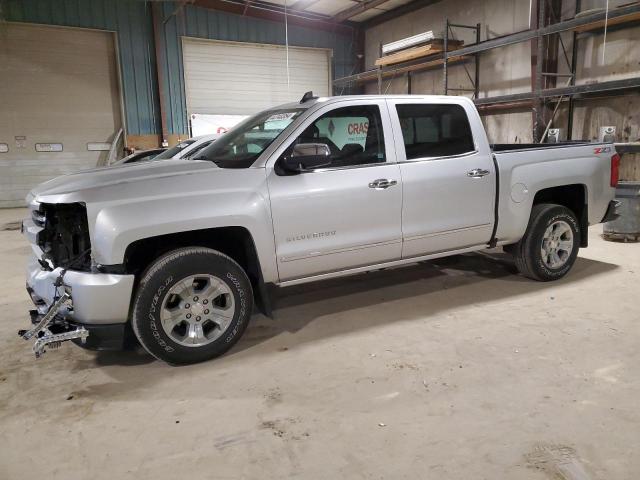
[{"xmin": 610, "ymin": 153, "xmax": 620, "ymax": 187}]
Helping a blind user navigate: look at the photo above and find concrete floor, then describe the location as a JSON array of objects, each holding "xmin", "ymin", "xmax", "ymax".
[{"xmin": 0, "ymin": 207, "xmax": 639, "ymax": 480}]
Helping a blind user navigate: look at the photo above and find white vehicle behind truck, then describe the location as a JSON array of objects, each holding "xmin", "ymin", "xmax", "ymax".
[{"xmin": 20, "ymin": 93, "xmax": 619, "ymax": 364}]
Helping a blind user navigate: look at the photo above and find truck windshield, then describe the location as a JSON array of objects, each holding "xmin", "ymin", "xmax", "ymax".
[{"xmin": 195, "ymin": 108, "xmax": 304, "ymax": 168}]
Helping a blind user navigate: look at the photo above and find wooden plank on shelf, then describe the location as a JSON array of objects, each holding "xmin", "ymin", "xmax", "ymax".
[
  {"xmin": 375, "ymin": 39, "xmax": 464, "ymax": 67},
  {"xmin": 332, "ymin": 53, "xmax": 471, "ymax": 85},
  {"xmin": 574, "ymin": 9, "xmax": 640, "ymax": 32},
  {"xmin": 386, "ymin": 54, "xmax": 469, "ymax": 76},
  {"xmin": 339, "ymin": 54, "xmax": 469, "ymax": 84}
]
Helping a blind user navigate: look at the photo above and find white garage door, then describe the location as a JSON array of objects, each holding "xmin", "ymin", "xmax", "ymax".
[
  {"xmin": 182, "ymin": 38, "xmax": 331, "ymax": 117},
  {"xmin": 0, "ymin": 23, "xmax": 122, "ymax": 207}
]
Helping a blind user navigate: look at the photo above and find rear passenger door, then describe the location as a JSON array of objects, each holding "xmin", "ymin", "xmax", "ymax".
[{"xmin": 387, "ymin": 100, "xmax": 496, "ymax": 258}]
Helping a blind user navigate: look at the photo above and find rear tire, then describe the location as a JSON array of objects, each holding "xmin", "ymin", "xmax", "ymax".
[
  {"xmin": 132, "ymin": 247, "xmax": 253, "ymax": 365},
  {"xmin": 510, "ymin": 203, "xmax": 580, "ymax": 281}
]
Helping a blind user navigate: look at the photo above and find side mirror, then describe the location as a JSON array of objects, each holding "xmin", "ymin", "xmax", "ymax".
[{"xmin": 282, "ymin": 143, "xmax": 332, "ymax": 172}]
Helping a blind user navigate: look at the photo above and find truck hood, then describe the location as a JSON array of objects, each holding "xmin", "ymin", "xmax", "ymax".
[
  {"xmin": 30, "ymin": 159, "xmax": 218, "ymax": 198},
  {"xmin": 24, "ymin": 155, "xmax": 273, "ymax": 270}
]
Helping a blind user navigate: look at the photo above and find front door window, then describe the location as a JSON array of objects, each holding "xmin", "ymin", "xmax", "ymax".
[{"xmin": 283, "ymin": 105, "xmax": 386, "ymax": 170}]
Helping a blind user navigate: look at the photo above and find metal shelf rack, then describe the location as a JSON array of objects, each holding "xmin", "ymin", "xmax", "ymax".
[{"xmin": 332, "ymin": 2, "xmax": 640, "ymax": 141}]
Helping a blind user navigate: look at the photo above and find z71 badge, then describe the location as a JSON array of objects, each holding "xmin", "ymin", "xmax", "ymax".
[{"xmin": 594, "ymin": 146, "xmax": 612, "ymax": 154}]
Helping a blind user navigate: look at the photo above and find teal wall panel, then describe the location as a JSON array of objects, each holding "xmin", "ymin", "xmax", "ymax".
[
  {"xmin": 2, "ymin": 0, "xmax": 356, "ymax": 136},
  {"xmin": 156, "ymin": 2, "xmax": 356, "ymax": 134},
  {"xmin": 2, "ymin": 0, "xmax": 161, "ymax": 135}
]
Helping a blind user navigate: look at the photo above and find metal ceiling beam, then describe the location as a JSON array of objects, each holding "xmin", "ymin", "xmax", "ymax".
[
  {"xmin": 362, "ymin": 0, "xmax": 443, "ymax": 28},
  {"xmin": 333, "ymin": 0, "xmax": 391, "ymax": 23},
  {"xmin": 191, "ymin": 0, "xmax": 356, "ymax": 33},
  {"xmin": 288, "ymin": 0, "xmax": 323, "ymax": 10}
]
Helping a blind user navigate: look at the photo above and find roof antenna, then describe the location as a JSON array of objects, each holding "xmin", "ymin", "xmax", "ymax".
[{"xmin": 300, "ymin": 91, "xmax": 317, "ymax": 103}]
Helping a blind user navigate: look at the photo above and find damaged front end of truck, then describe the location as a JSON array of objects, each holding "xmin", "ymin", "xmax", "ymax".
[
  {"xmin": 20, "ymin": 199, "xmax": 134, "ymax": 357},
  {"xmin": 20, "ymin": 202, "xmax": 92, "ymax": 356}
]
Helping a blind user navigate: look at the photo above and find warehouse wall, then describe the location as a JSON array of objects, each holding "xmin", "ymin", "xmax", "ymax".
[
  {"xmin": 2, "ymin": 0, "xmax": 356, "ymax": 142},
  {"xmin": 364, "ymin": 0, "xmax": 640, "ymax": 144},
  {"xmin": 2, "ymin": 0, "xmax": 160, "ymax": 137},
  {"xmin": 364, "ymin": 0, "xmax": 533, "ymax": 143},
  {"xmin": 557, "ymin": 0, "xmax": 640, "ymax": 143},
  {"xmin": 155, "ymin": 1, "xmax": 357, "ymax": 137}
]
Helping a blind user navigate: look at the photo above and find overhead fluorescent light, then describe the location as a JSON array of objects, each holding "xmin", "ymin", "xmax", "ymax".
[{"xmin": 382, "ymin": 31, "xmax": 435, "ymax": 55}]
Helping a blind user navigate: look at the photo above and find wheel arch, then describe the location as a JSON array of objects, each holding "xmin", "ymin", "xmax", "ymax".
[
  {"xmin": 121, "ymin": 227, "xmax": 273, "ymax": 317},
  {"xmin": 532, "ymin": 183, "xmax": 588, "ymax": 247}
]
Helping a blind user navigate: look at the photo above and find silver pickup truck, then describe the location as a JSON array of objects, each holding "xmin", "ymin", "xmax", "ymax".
[{"xmin": 20, "ymin": 94, "xmax": 620, "ymax": 364}]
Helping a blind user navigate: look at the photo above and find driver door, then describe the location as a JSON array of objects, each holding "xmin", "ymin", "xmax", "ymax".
[{"xmin": 267, "ymin": 100, "xmax": 403, "ymax": 283}]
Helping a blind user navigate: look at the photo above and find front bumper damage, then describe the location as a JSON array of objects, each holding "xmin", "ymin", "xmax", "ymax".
[
  {"xmin": 19, "ymin": 291, "xmax": 89, "ymax": 358},
  {"xmin": 21, "ymin": 254, "xmax": 136, "ymax": 357},
  {"xmin": 20, "ymin": 199, "xmax": 136, "ymax": 357}
]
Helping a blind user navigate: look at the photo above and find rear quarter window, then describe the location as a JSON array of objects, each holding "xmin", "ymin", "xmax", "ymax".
[{"xmin": 396, "ymin": 104, "xmax": 475, "ymax": 160}]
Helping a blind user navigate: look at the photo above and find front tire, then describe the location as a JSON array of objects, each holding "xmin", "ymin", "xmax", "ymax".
[
  {"xmin": 132, "ymin": 247, "xmax": 253, "ymax": 365},
  {"xmin": 510, "ymin": 203, "xmax": 581, "ymax": 281}
]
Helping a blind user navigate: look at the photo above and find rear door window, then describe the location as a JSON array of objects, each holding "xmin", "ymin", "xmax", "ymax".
[{"xmin": 396, "ymin": 104, "xmax": 475, "ymax": 160}]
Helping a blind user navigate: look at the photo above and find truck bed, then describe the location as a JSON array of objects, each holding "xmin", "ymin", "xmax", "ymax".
[
  {"xmin": 490, "ymin": 140, "xmax": 615, "ymax": 247},
  {"xmin": 490, "ymin": 142, "xmax": 591, "ymax": 152}
]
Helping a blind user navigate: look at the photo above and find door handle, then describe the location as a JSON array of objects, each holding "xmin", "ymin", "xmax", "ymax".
[
  {"xmin": 369, "ymin": 179, "xmax": 398, "ymax": 189},
  {"xmin": 466, "ymin": 168, "xmax": 491, "ymax": 178}
]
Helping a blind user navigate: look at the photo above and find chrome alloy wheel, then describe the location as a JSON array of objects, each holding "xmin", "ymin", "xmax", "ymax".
[
  {"xmin": 160, "ymin": 274, "xmax": 235, "ymax": 347},
  {"xmin": 540, "ymin": 220, "xmax": 574, "ymax": 269}
]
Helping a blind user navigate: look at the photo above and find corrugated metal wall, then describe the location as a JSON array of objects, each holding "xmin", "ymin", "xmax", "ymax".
[
  {"xmin": 154, "ymin": 1, "xmax": 356, "ymax": 134},
  {"xmin": 2, "ymin": 0, "xmax": 356, "ymax": 136},
  {"xmin": 2, "ymin": 0, "xmax": 160, "ymax": 135}
]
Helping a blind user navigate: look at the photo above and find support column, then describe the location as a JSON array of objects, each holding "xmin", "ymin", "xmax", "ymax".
[
  {"xmin": 443, "ymin": 18, "xmax": 449, "ymax": 95},
  {"xmin": 567, "ymin": 0, "xmax": 581, "ymax": 140},
  {"xmin": 377, "ymin": 42, "xmax": 383, "ymax": 94},
  {"xmin": 531, "ymin": 0, "xmax": 545, "ymax": 143},
  {"xmin": 474, "ymin": 23, "xmax": 481, "ymax": 99},
  {"xmin": 152, "ymin": 2, "xmax": 170, "ymax": 147}
]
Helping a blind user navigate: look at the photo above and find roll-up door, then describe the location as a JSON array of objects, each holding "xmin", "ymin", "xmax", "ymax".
[{"xmin": 182, "ymin": 38, "xmax": 331, "ymax": 117}]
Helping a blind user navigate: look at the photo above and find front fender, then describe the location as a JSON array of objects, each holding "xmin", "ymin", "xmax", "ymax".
[{"xmin": 90, "ymin": 183, "xmax": 278, "ymax": 283}]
